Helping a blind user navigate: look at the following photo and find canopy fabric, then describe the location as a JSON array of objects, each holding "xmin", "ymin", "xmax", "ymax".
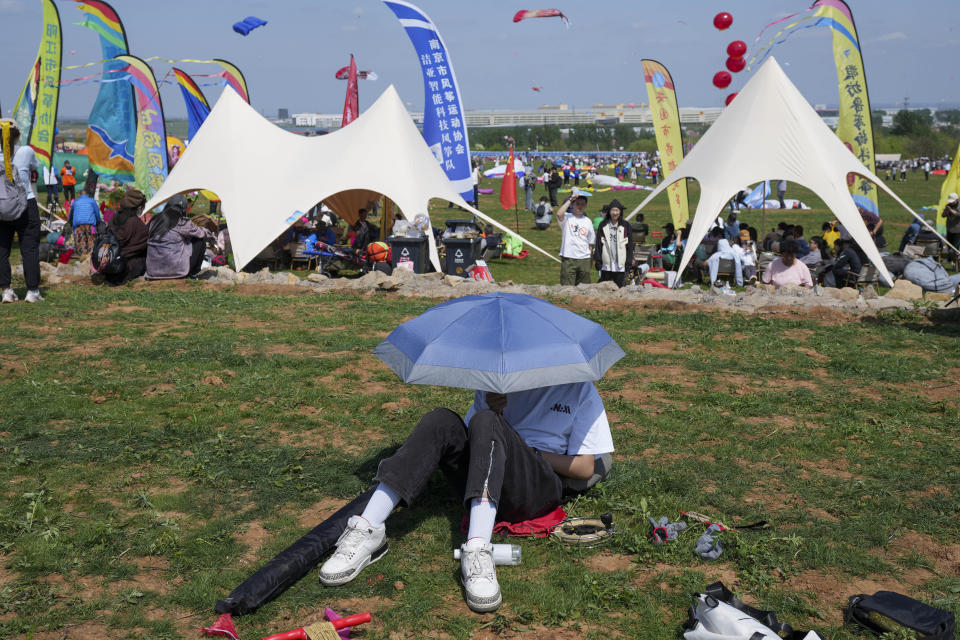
[
  {"xmin": 143, "ymin": 85, "xmax": 558, "ymax": 271},
  {"xmin": 625, "ymin": 57, "xmax": 934, "ymax": 287}
]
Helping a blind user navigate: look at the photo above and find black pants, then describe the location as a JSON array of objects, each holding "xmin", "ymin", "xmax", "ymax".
[
  {"xmin": 374, "ymin": 408, "xmax": 563, "ymax": 523},
  {"xmin": 105, "ymin": 255, "xmax": 146, "ymax": 285},
  {"xmin": 63, "ymin": 185, "xmax": 75, "ymax": 200},
  {"xmin": 548, "ymin": 188, "xmax": 558, "ymax": 207},
  {"xmin": 0, "ymin": 198, "xmax": 41, "ymax": 290},
  {"xmin": 599, "ymin": 270, "xmax": 626, "ymax": 287},
  {"xmin": 189, "ymin": 238, "xmax": 205, "ymax": 276}
]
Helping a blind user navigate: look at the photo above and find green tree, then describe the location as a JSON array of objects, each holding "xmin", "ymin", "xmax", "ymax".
[{"xmin": 891, "ymin": 109, "xmax": 932, "ymax": 136}]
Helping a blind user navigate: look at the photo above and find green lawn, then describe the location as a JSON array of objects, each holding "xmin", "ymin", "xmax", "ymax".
[{"xmin": 1, "ymin": 286, "xmax": 958, "ymax": 639}]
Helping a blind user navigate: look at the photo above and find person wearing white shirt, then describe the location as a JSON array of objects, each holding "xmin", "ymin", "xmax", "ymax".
[
  {"xmin": 43, "ymin": 163, "xmax": 59, "ymax": 209},
  {"xmin": 0, "ymin": 121, "xmax": 43, "ymax": 303},
  {"xmin": 556, "ymin": 193, "xmax": 596, "ymax": 285},
  {"xmin": 319, "ymin": 381, "xmax": 614, "ymax": 613},
  {"xmin": 706, "ymin": 227, "xmax": 744, "ymax": 286}
]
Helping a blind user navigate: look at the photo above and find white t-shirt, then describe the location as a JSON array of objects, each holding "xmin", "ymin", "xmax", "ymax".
[
  {"xmin": 559, "ymin": 213, "xmax": 595, "ymax": 259},
  {"xmin": 464, "ymin": 382, "xmax": 614, "ymax": 456},
  {"xmin": 12, "ymin": 146, "xmax": 39, "ymax": 200}
]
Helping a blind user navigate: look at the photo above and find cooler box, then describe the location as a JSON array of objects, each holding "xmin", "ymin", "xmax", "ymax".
[{"xmin": 388, "ymin": 235, "xmax": 428, "ymax": 274}]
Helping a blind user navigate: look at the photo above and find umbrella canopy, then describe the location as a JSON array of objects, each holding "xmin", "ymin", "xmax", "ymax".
[{"xmin": 374, "ymin": 293, "xmax": 625, "ymax": 394}]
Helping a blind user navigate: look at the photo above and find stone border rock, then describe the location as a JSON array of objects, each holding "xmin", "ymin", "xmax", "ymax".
[{"xmin": 24, "ymin": 261, "xmax": 949, "ymax": 316}]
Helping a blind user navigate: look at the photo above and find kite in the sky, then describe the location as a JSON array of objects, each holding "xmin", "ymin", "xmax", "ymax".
[
  {"xmin": 232, "ymin": 16, "xmax": 267, "ymax": 36},
  {"xmin": 531, "ymin": 86, "xmax": 542, "ymax": 92},
  {"xmin": 512, "ymin": 9, "xmax": 570, "ymax": 28},
  {"xmin": 335, "ymin": 66, "xmax": 378, "ymax": 81}
]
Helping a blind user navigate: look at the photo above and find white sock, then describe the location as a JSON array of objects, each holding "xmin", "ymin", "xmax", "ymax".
[
  {"xmin": 359, "ymin": 483, "xmax": 400, "ymax": 528},
  {"xmin": 466, "ymin": 497, "xmax": 498, "ymax": 544}
]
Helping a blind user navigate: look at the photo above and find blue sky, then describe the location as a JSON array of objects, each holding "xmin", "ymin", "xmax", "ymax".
[{"xmin": 2, "ymin": 0, "xmax": 958, "ymax": 119}]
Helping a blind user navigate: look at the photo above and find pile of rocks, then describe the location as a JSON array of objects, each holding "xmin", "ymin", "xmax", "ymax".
[{"xmin": 26, "ymin": 261, "xmax": 951, "ymax": 315}]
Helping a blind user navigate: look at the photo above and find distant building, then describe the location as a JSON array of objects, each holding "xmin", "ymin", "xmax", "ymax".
[{"xmin": 278, "ymin": 108, "xmax": 289, "ymax": 120}]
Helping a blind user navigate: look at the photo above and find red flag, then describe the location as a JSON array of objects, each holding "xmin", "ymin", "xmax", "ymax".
[
  {"xmin": 499, "ymin": 145, "xmax": 517, "ymax": 209},
  {"xmin": 341, "ymin": 54, "xmax": 359, "ymax": 127}
]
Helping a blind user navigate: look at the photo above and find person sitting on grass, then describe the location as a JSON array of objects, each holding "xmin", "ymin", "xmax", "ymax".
[
  {"xmin": 319, "ymin": 383, "xmax": 614, "ymax": 613},
  {"xmin": 533, "ymin": 196, "xmax": 553, "ymax": 230},
  {"xmin": 761, "ymin": 240, "xmax": 813, "ymax": 289},
  {"xmin": 145, "ymin": 194, "xmax": 213, "ymax": 280},
  {"xmin": 104, "ymin": 189, "xmax": 149, "ymax": 285}
]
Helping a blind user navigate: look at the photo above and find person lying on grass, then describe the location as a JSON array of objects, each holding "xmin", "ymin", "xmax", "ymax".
[{"xmin": 319, "ymin": 383, "xmax": 614, "ymax": 613}]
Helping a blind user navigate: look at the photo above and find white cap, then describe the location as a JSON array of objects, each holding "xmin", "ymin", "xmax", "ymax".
[{"xmin": 949, "ymin": 192, "xmax": 959, "ymax": 203}]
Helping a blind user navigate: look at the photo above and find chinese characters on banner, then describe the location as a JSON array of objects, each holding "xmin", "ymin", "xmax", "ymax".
[
  {"xmin": 12, "ymin": 0, "xmax": 61, "ymax": 168},
  {"xmin": 116, "ymin": 55, "xmax": 169, "ymax": 198},
  {"xmin": 383, "ymin": 1, "xmax": 473, "ymax": 201},
  {"xmin": 642, "ymin": 60, "xmax": 689, "ymax": 228},
  {"xmin": 814, "ymin": 0, "xmax": 878, "ymax": 213}
]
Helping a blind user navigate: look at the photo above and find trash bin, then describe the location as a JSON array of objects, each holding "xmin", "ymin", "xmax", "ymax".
[
  {"xmin": 388, "ymin": 235, "xmax": 428, "ymax": 274},
  {"xmin": 444, "ymin": 236, "xmax": 482, "ymax": 277}
]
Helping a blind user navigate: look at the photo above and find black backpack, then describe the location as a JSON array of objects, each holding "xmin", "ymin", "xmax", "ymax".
[
  {"xmin": 847, "ymin": 591, "xmax": 954, "ymax": 639},
  {"xmin": 91, "ymin": 225, "xmax": 126, "ymax": 275},
  {"xmin": 535, "ymin": 204, "xmax": 547, "ymax": 218}
]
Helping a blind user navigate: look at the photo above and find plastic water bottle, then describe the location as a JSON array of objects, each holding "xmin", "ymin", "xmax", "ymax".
[{"xmin": 453, "ymin": 544, "xmax": 522, "ymax": 566}]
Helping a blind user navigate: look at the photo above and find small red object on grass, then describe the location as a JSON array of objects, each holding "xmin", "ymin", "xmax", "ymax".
[{"xmin": 201, "ymin": 612, "xmax": 241, "ymax": 640}]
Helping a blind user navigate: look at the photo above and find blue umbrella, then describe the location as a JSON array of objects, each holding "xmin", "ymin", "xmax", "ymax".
[{"xmin": 374, "ymin": 293, "xmax": 625, "ymax": 394}]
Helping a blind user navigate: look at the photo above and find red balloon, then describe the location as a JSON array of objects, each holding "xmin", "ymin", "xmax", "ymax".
[
  {"xmin": 725, "ymin": 92, "xmax": 738, "ymax": 106},
  {"xmin": 713, "ymin": 71, "xmax": 732, "ymax": 89},
  {"xmin": 726, "ymin": 56, "xmax": 746, "ymax": 73},
  {"xmin": 726, "ymin": 40, "xmax": 747, "ymax": 57},
  {"xmin": 713, "ymin": 12, "xmax": 733, "ymax": 30}
]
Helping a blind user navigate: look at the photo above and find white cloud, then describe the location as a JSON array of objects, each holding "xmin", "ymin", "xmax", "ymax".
[{"xmin": 870, "ymin": 32, "xmax": 907, "ymax": 43}]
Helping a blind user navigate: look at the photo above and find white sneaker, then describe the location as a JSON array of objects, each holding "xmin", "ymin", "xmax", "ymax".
[
  {"xmin": 319, "ymin": 516, "xmax": 387, "ymax": 586},
  {"xmin": 460, "ymin": 538, "xmax": 501, "ymax": 612},
  {"xmin": 25, "ymin": 290, "xmax": 44, "ymax": 303},
  {"xmin": 1, "ymin": 289, "xmax": 17, "ymax": 303}
]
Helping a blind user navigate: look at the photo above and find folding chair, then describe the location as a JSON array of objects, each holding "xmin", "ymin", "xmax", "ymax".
[{"xmin": 290, "ymin": 242, "xmax": 318, "ymax": 270}]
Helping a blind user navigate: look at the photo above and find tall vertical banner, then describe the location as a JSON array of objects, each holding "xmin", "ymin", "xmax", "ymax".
[
  {"xmin": 383, "ymin": 1, "xmax": 473, "ymax": 202},
  {"xmin": 13, "ymin": 0, "xmax": 62, "ymax": 169},
  {"xmin": 75, "ymin": 0, "xmax": 136, "ymax": 182},
  {"xmin": 937, "ymin": 141, "xmax": 960, "ymax": 234},
  {"xmin": 115, "ymin": 55, "xmax": 168, "ymax": 198},
  {"xmin": 499, "ymin": 145, "xmax": 516, "ymax": 210},
  {"xmin": 212, "ymin": 59, "xmax": 250, "ymax": 104},
  {"xmin": 812, "ymin": 0, "xmax": 878, "ymax": 214},
  {"xmin": 173, "ymin": 68, "xmax": 210, "ymax": 141},
  {"xmin": 341, "ymin": 55, "xmax": 359, "ymax": 127},
  {"xmin": 642, "ymin": 60, "xmax": 689, "ymax": 228}
]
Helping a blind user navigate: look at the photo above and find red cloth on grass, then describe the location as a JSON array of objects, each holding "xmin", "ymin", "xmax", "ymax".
[{"xmin": 461, "ymin": 505, "xmax": 566, "ymax": 538}]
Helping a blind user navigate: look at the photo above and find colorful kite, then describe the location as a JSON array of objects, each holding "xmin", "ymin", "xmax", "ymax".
[
  {"xmin": 512, "ymin": 9, "xmax": 570, "ymax": 27},
  {"xmin": 531, "ymin": 86, "xmax": 542, "ymax": 92},
  {"xmin": 75, "ymin": 0, "xmax": 136, "ymax": 182},
  {"xmin": 232, "ymin": 16, "xmax": 267, "ymax": 36},
  {"xmin": 114, "ymin": 55, "xmax": 168, "ymax": 198},
  {"xmin": 335, "ymin": 66, "xmax": 378, "ymax": 81}
]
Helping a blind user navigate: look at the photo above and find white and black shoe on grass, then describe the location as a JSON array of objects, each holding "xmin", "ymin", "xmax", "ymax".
[
  {"xmin": 319, "ymin": 515, "xmax": 387, "ymax": 586},
  {"xmin": 460, "ymin": 538, "xmax": 501, "ymax": 613},
  {"xmin": 1, "ymin": 289, "xmax": 17, "ymax": 303},
  {"xmin": 25, "ymin": 290, "xmax": 44, "ymax": 303}
]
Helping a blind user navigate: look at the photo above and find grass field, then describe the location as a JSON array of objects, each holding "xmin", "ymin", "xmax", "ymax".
[{"xmin": 1, "ymin": 284, "xmax": 958, "ymax": 639}]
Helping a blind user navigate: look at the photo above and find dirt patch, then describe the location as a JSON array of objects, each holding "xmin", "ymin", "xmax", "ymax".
[
  {"xmin": 114, "ymin": 556, "xmax": 176, "ymax": 596},
  {"xmin": 67, "ymin": 343, "xmax": 104, "ymax": 357},
  {"xmin": 806, "ymin": 507, "xmax": 839, "ymax": 522},
  {"xmin": 888, "ymin": 531, "xmax": 960, "ymax": 576},
  {"xmin": 792, "ymin": 568, "xmax": 934, "ymax": 625},
  {"xmin": 151, "ymin": 478, "xmax": 189, "ymax": 495},
  {"xmin": 799, "ymin": 458, "xmax": 855, "ymax": 480},
  {"xmin": 903, "ymin": 370, "xmax": 960, "ymax": 407},
  {"xmin": 32, "ymin": 621, "xmax": 109, "ymax": 640},
  {"xmin": 142, "ymin": 383, "xmax": 175, "ymax": 397},
  {"xmin": 796, "ymin": 347, "xmax": 829, "ymax": 363},
  {"xmin": 237, "ymin": 521, "xmax": 270, "ymax": 565},
  {"xmin": 381, "ymin": 397, "xmax": 413, "ymax": 411},
  {"xmin": 0, "ymin": 555, "xmax": 15, "ymax": 587},
  {"xmin": 90, "ymin": 303, "xmax": 150, "ymax": 315},
  {"xmin": 585, "ymin": 552, "xmax": 634, "ymax": 572},
  {"xmin": 273, "ymin": 425, "xmax": 387, "ymax": 455},
  {"xmin": 200, "ymin": 374, "xmax": 227, "ymax": 388},
  {"xmin": 233, "ymin": 284, "xmax": 312, "ymax": 297},
  {"xmin": 295, "ymin": 497, "xmax": 351, "ymax": 528},
  {"xmin": 628, "ymin": 340, "xmax": 681, "ymax": 356}
]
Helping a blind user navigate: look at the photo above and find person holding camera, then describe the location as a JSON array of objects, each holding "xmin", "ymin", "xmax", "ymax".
[{"xmin": 593, "ymin": 199, "xmax": 634, "ymax": 288}]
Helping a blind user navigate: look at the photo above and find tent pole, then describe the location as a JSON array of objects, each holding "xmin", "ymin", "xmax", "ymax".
[{"xmin": 760, "ymin": 182, "xmax": 767, "ymax": 242}]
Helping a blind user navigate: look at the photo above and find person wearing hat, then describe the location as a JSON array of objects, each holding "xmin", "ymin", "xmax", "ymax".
[
  {"xmin": 145, "ymin": 194, "xmax": 213, "ymax": 279},
  {"xmin": 556, "ymin": 193, "xmax": 595, "ymax": 285},
  {"xmin": 593, "ymin": 199, "xmax": 634, "ymax": 288},
  {"xmin": 944, "ymin": 193, "xmax": 960, "ymax": 256},
  {"xmin": 104, "ymin": 189, "xmax": 149, "ymax": 285}
]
